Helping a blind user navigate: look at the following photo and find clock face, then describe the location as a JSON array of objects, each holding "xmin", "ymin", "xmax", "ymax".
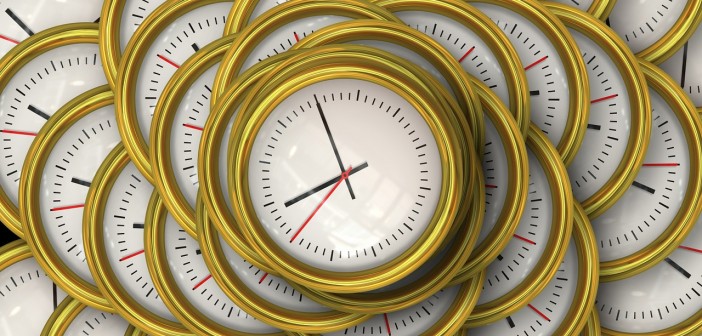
[
  {"xmin": 607, "ymin": 0, "xmax": 688, "ymax": 54},
  {"xmin": 0, "ymin": 43, "xmax": 105, "ymax": 210},
  {"xmin": 0, "ymin": 1, "xmax": 101, "ymax": 58},
  {"xmin": 471, "ymin": 2, "xmax": 572, "ymax": 149},
  {"xmin": 62, "ymin": 306, "xmax": 130, "ymax": 336},
  {"xmin": 116, "ymin": 0, "xmax": 165, "ymax": 52},
  {"xmin": 591, "ymin": 85, "xmax": 691, "ymax": 262},
  {"xmin": 597, "ymin": 218, "xmax": 702, "ymax": 333},
  {"xmin": 247, "ymin": 78, "xmax": 442, "ymax": 272},
  {"xmin": 660, "ymin": 28, "xmax": 702, "ymax": 108},
  {"xmin": 0, "ymin": 256, "xmax": 68, "ymax": 335},
  {"xmin": 480, "ymin": 117, "xmax": 510, "ymax": 244}
]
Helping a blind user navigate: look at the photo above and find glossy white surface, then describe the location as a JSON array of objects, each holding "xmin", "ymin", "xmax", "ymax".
[
  {"xmin": 62, "ymin": 306, "xmax": 130, "ymax": 336},
  {"xmin": 608, "ymin": 0, "xmax": 687, "ymax": 54},
  {"xmin": 660, "ymin": 27, "xmax": 702, "ymax": 107},
  {"xmin": 118, "ymin": 0, "xmax": 166, "ymax": 51}
]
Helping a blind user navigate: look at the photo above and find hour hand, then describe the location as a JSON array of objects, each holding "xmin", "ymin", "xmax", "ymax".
[{"xmin": 284, "ymin": 162, "xmax": 369, "ymax": 208}]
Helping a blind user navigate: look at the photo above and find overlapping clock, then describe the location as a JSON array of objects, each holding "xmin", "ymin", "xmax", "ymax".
[{"xmin": 0, "ymin": 0, "xmax": 701, "ymax": 335}]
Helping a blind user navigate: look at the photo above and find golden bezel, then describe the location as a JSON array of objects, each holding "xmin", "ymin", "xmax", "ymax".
[
  {"xmin": 467, "ymin": 0, "xmax": 589, "ymax": 165},
  {"xmin": 546, "ymin": 2, "xmax": 650, "ymax": 218},
  {"xmin": 0, "ymin": 23, "xmax": 99, "ymax": 239},
  {"xmin": 225, "ymin": 45, "xmax": 465, "ymax": 293},
  {"xmin": 211, "ymin": 0, "xmax": 402, "ymax": 103},
  {"xmin": 450, "ymin": 78, "xmax": 528, "ymax": 282},
  {"xmin": 99, "ymin": 0, "xmax": 144, "ymax": 89},
  {"xmin": 84, "ymin": 144, "xmax": 192, "ymax": 336},
  {"xmin": 610, "ymin": 0, "xmax": 702, "ymax": 64},
  {"xmin": 583, "ymin": 307, "xmax": 601, "ymax": 336},
  {"xmin": 41, "ymin": 296, "xmax": 135, "ymax": 336},
  {"xmin": 541, "ymin": 0, "xmax": 617, "ymax": 20},
  {"xmin": 151, "ymin": 191, "xmax": 365, "ymax": 334},
  {"xmin": 20, "ymin": 86, "xmax": 113, "ymax": 312},
  {"xmin": 151, "ymin": 34, "xmax": 237, "ymax": 237},
  {"xmin": 374, "ymin": 0, "xmax": 530, "ymax": 138},
  {"xmin": 146, "ymin": 190, "xmax": 285, "ymax": 335},
  {"xmin": 115, "ymin": 0, "xmax": 235, "ymax": 182},
  {"xmin": 258, "ymin": 174, "xmax": 484, "ymax": 315},
  {"xmin": 597, "ymin": 61, "xmax": 702, "ymax": 281},
  {"xmin": 0, "ymin": 239, "xmax": 31, "ymax": 273},
  {"xmin": 464, "ymin": 203, "xmax": 598, "ymax": 335},
  {"xmin": 292, "ymin": 19, "xmax": 485, "ymax": 150},
  {"xmin": 466, "ymin": 124, "xmax": 573, "ymax": 325}
]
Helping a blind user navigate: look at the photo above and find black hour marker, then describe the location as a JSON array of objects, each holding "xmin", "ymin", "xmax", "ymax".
[
  {"xmin": 529, "ymin": 90, "xmax": 540, "ymax": 96},
  {"xmin": 681, "ymin": 42, "xmax": 689, "ymax": 87},
  {"xmin": 665, "ymin": 258, "xmax": 691, "ymax": 278},
  {"xmin": 496, "ymin": 254, "xmax": 503, "ymax": 261},
  {"xmin": 6, "ymin": 8, "xmax": 34, "ymax": 36},
  {"xmin": 196, "ymin": 249, "xmax": 202, "ymax": 255},
  {"xmin": 587, "ymin": 124, "xmax": 601, "ymax": 130},
  {"xmin": 28, "ymin": 105, "xmax": 49, "ymax": 120},
  {"xmin": 71, "ymin": 177, "xmax": 91, "ymax": 187},
  {"xmin": 632, "ymin": 181, "xmax": 655, "ymax": 194},
  {"xmin": 506, "ymin": 316, "xmax": 516, "ymax": 328},
  {"xmin": 132, "ymin": 223, "xmax": 144, "ymax": 229},
  {"xmin": 191, "ymin": 43, "xmax": 200, "ymax": 51}
]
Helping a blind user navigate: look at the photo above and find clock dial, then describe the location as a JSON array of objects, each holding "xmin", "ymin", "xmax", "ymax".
[
  {"xmin": 21, "ymin": 87, "xmax": 119, "ymax": 311},
  {"xmin": 117, "ymin": 0, "xmax": 234, "ymax": 179},
  {"xmin": 597, "ymin": 209, "xmax": 702, "ymax": 334},
  {"xmin": 43, "ymin": 297, "xmax": 131, "ymax": 336},
  {"xmin": 0, "ymin": 241, "xmax": 68, "ymax": 336},
  {"xmin": 0, "ymin": 1, "xmax": 101, "ymax": 59},
  {"xmin": 0, "ymin": 24, "xmax": 105, "ymax": 237},
  {"xmin": 659, "ymin": 27, "xmax": 702, "ymax": 109},
  {"xmin": 99, "ymin": 0, "xmax": 166, "ymax": 87},
  {"xmin": 468, "ymin": 0, "xmax": 588, "ymax": 164},
  {"xmin": 607, "ymin": 0, "xmax": 702, "ymax": 62},
  {"xmin": 465, "ymin": 205, "xmax": 598, "ymax": 335}
]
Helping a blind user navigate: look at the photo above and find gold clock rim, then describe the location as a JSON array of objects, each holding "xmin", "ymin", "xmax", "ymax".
[
  {"xmin": 466, "ymin": 124, "xmax": 574, "ymax": 325},
  {"xmin": 99, "ymin": 0, "xmax": 130, "ymax": 89},
  {"xmin": 583, "ymin": 306, "xmax": 602, "ymax": 336},
  {"xmin": 467, "ymin": 0, "xmax": 590, "ymax": 166},
  {"xmin": 0, "ymin": 240, "xmax": 31, "ymax": 271},
  {"xmin": 20, "ymin": 86, "xmax": 114, "ymax": 312},
  {"xmin": 212, "ymin": 0, "xmax": 402, "ymax": 104},
  {"xmin": 151, "ymin": 34, "xmax": 237, "ymax": 238},
  {"xmin": 83, "ymin": 143, "xmax": 194, "ymax": 336},
  {"xmin": 597, "ymin": 61, "xmax": 702, "ymax": 281},
  {"xmin": 374, "ymin": 0, "xmax": 530, "ymax": 139},
  {"xmin": 0, "ymin": 23, "xmax": 99, "ymax": 239},
  {"xmin": 115, "ymin": 0, "xmax": 235, "ymax": 183},
  {"xmin": 226, "ymin": 46, "xmax": 465, "ymax": 293},
  {"xmin": 546, "ymin": 2, "xmax": 651, "ymax": 218},
  {"xmin": 40, "ymin": 296, "xmax": 137, "ymax": 336}
]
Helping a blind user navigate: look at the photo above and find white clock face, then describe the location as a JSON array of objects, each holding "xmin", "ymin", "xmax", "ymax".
[
  {"xmin": 607, "ymin": 0, "xmax": 688, "ymax": 54},
  {"xmin": 0, "ymin": 43, "xmax": 106, "ymax": 207},
  {"xmin": 468, "ymin": 239, "xmax": 579, "ymax": 335},
  {"xmin": 247, "ymin": 78, "xmax": 442, "ymax": 272},
  {"xmin": 393, "ymin": 10, "xmax": 510, "ymax": 108},
  {"xmin": 324, "ymin": 286, "xmax": 461, "ymax": 335},
  {"xmin": 480, "ymin": 117, "xmax": 509, "ymax": 244},
  {"xmin": 479, "ymin": 148, "xmax": 553, "ymax": 304},
  {"xmin": 117, "ymin": 0, "xmax": 165, "ymax": 52},
  {"xmin": 0, "ymin": 1, "xmax": 101, "ymax": 58},
  {"xmin": 62, "ymin": 307, "xmax": 130, "ymax": 336},
  {"xmin": 133, "ymin": 2, "xmax": 232, "ymax": 146},
  {"xmin": 591, "ymin": 86, "xmax": 690, "ymax": 262},
  {"xmin": 163, "ymin": 215, "xmax": 281, "ymax": 333},
  {"xmin": 660, "ymin": 28, "xmax": 702, "ymax": 107},
  {"xmin": 472, "ymin": 2, "xmax": 571, "ymax": 147},
  {"xmin": 100, "ymin": 162, "xmax": 176, "ymax": 321},
  {"xmin": 597, "ymin": 218, "xmax": 702, "ymax": 333},
  {"xmin": 565, "ymin": 28, "xmax": 631, "ymax": 202},
  {"xmin": 0, "ymin": 257, "xmax": 68, "ymax": 336},
  {"xmin": 38, "ymin": 107, "xmax": 120, "ymax": 283}
]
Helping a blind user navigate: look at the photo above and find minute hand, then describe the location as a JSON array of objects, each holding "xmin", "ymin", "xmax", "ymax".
[{"xmin": 284, "ymin": 162, "xmax": 369, "ymax": 208}]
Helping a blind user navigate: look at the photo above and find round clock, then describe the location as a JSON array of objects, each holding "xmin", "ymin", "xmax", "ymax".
[
  {"xmin": 659, "ymin": 27, "xmax": 702, "ymax": 109},
  {"xmin": 545, "ymin": 2, "xmax": 650, "ymax": 218},
  {"xmin": 0, "ymin": 23, "xmax": 106, "ymax": 238},
  {"xmin": 606, "ymin": 0, "xmax": 702, "ymax": 63},
  {"xmin": 466, "ymin": 124, "xmax": 572, "ymax": 325},
  {"xmin": 542, "ymin": 0, "xmax": 616, "ymax": 20},
  {"xmin": 465, "ymin": 203, "xmax": 598, "ymax": 335},
  {"xmin": 116, "ymin": 0, "xmax": 234, "ymax": 181},
  {"xmin": 467, "ymin": 0, "xmax": 589, "ymax": 165},
  {"xmin": 41, "ymin": 297, "xmax": 132, "ymax": 336},
  {"xmin": 99, "ymin": 0, "xmax": 166, "ymax": 88},
  {"xmin": 223, "ymin": 46, "xmax": 466, "ymax": 293},
  {"xmin": 375, "ymin": 0, "xmax": 529, "ymax": 137},
  {"xmin": 0, "ymin": 240, "xmax": 68, "ymax": 336},
  {"xmin": 0, "ymin": 0, "xmax": 101, "ymax": 60}
]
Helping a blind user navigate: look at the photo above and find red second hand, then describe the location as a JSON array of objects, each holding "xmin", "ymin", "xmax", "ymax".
[{"xmin": 290, "ymin": 166, "xmax": 352, "ymax": 243}]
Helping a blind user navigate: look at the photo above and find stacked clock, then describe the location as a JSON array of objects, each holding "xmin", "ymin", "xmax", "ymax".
[{"xmin": 1, "ymin": 0, "xmax": 701, "ymax": 335}]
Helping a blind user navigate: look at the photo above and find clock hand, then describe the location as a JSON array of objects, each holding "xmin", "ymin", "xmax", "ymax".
[
  {"xmin": 290, "ymin": 166, "xmax": 352, "ymax": 243},
  {"xmin": 314, "ymin": 94, "xmax": 356, "ymax": 200},
  {"xmin": 5, "ymin": 8, "xmax": 34, "ymax": 36},
  {"xmin": 284, "ymin": 162, "xmax": 368, "ymax": 207}
]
